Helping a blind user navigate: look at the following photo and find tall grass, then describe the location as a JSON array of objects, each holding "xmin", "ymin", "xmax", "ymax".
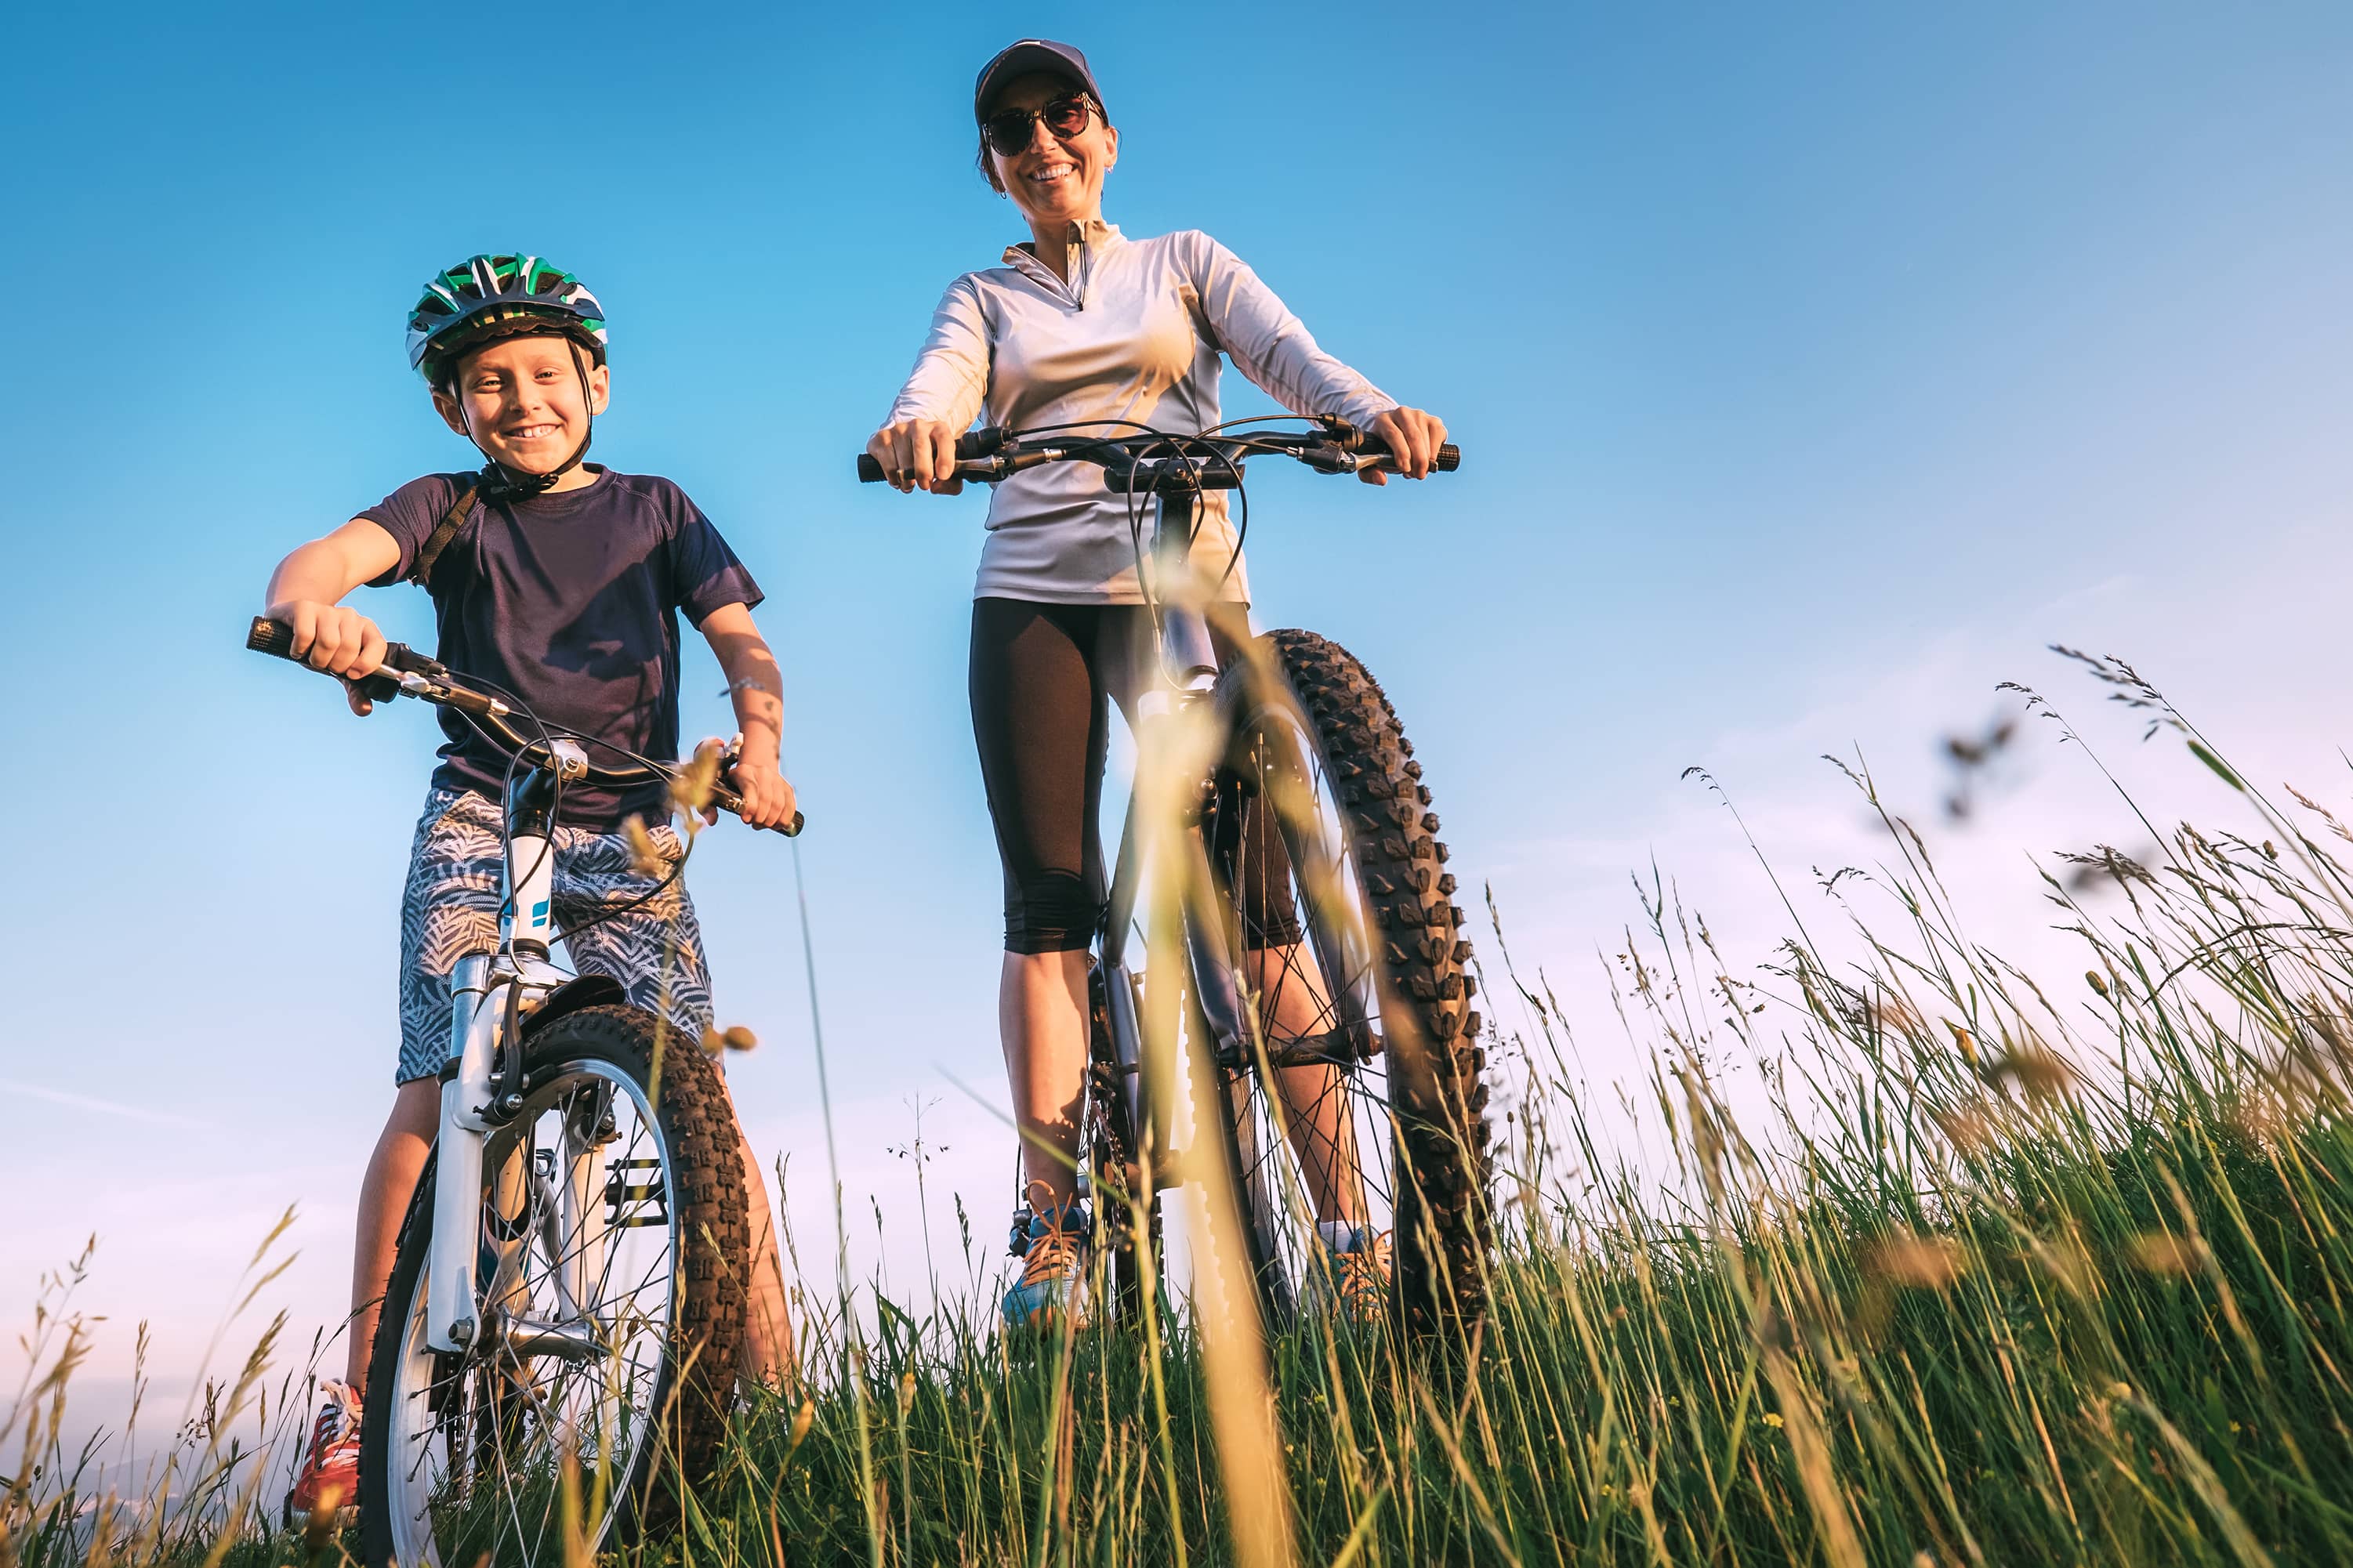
[{"xmin": 13, "ymin": 654, "xmax": 2353, "ymax": 1564}]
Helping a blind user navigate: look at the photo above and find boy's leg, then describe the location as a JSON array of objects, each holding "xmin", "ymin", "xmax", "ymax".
[
  {"xmin": 355, "ymin": 788, "xmax": 506, "ymax": 1389},
  {"xmin": 556, "ymin": 818, "xmax": 794, "ymax": 1386},
  {"xmin": 346, "ymin": 1079, "xmax": 441, "ymax": 1387},
  {"xmin": 732, "ymin": 1112, "xmax": 799, "ymax": 1389}
]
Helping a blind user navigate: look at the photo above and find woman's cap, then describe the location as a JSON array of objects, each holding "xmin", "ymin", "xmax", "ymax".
[{"xmin": 973, "ymin": 38, "xmax": 1104, "ymax": 121}]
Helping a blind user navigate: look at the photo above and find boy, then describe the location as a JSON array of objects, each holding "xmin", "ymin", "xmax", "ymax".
[{"xmin": 268, "ymin": 253, "xmax": 796, "ymax": 1520}]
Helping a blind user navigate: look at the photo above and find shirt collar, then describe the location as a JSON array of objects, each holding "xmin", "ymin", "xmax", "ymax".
[{"xmin": 1002, "ymin": 217, "xmax": 1123, "ymax": 271}]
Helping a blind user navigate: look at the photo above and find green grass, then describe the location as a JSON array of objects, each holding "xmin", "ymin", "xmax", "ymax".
[{"xmin": 14, "ymin": 653, "xmax": 2353, "ymax": 1565}]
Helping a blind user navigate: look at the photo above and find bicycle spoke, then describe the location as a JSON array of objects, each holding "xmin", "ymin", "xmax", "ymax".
[{"xmin": 381, "ymin": 1057, "xmax": 683, "ymax": 1566}]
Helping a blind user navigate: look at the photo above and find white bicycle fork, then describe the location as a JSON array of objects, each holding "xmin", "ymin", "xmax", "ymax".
[{"xmin": 423, "ymin": 744, "xmax": 610, "ymax": 1355}]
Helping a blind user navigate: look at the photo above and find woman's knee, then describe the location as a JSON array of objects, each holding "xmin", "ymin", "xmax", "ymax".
[{"xmin": 1003, "ymin": 868, "xmax": 1102, "ymax": 954}]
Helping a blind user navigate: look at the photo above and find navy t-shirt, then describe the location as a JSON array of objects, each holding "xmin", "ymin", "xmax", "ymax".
[{"xmin": 361, "ymin": 467, "xmax": 762, "ymax": 831}]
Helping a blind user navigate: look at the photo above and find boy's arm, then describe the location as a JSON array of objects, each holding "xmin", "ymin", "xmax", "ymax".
[
  {"xmin": 263, "ymin": 518, "xmax": 404, "ymax": 715},
  {"xmin": 697, "ymin": 602, "xmax": 798, "ymax": 831}
]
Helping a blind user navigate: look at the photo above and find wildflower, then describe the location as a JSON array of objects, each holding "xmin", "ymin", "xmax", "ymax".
[
  {"xmin": 1946, "ymin": 1021, "xmax": 1978, "ymax": 1066},
  {"xmin": 1762, "ymin": 1411, "xmax": 1784, "ymax": 1429},
  {"xmin": 2086, "ymin": 969, "xmax": 2110, "ymax": 998},
  {"xmin": 2109, "ymin": 1382, "xmax": 2133, "ymax": 1401}
]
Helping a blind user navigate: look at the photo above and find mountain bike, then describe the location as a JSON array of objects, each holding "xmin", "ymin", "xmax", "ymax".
[
  {"xmin": 857, "ymin": 418, "xmax": 1492, "ymax": 1337},
  {"xmin": 246, "ymin": 617, "xmax": 798, "ymax": 1567}
]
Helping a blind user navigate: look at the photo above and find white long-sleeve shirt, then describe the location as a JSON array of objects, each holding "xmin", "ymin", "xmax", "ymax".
[{"xmin": 886, "ymin": 220, "xmax": 1396, "ymax": 604}]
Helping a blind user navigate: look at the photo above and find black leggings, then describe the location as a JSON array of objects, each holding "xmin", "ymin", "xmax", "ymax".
[{"xmin": 970, "ymin": 597, "xmax": 1303, "ymax": 955}]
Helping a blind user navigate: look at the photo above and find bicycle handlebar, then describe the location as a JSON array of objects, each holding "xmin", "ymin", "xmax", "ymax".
[
  {"xmin": 245, "ymin": 617, "xmax": 803, "ymax": 837},
  {"xmin": 856, "ymin": 418, "xmax": 1460, "ymax": 488}
]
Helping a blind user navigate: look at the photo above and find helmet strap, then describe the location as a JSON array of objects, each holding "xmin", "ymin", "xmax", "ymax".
[{"xmin": 460, "ymin": 339, "xmax": 598, "ymax": 500}]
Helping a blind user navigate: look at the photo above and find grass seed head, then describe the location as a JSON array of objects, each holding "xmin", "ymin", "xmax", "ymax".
[
  {"xmin": 698, "ymin": 1028, "xmax": 727, "ymax": 1057},
  {"xmin": 2087, "ymin": 969, "xmax": 2111, "ymax": 997},
  {"xmin": 722, "ymin": 1024, "xmax": 758, "ymax": 1052},
  {"xmin": 623, "ymin": 817, "xmax": 666, "ymax": 878},
  {"xmin": 669, "ymin": 748, "xmax": 720, "ymax": 818},
  {"xmin": 1865, "ymin": 1231, "xmax": 1965, "ymax": 1291},
  {"xmin": 2129, "ymin": 1232, "xmax": 2210, "ymax": 1276},
  {"xmin": 1992, "ymin": 1043, "xmax": 2077, "ymax": 1101},
  {"xmin": 788, "ymin": 1398, "xmax": 815, "ymax": 1453}
]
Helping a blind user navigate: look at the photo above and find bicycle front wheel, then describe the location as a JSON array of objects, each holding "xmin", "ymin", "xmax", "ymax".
[
  {"xmin": 1206, "ymin": 629, "xmax": 1492, "ymax": 1338},
  {"xmin": 358, "ymin": 1003, "xmax": 749, "ymax": 1568}
]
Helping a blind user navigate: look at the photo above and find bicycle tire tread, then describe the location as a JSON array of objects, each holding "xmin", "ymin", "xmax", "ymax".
[
  {"xmin": 356, "ymin": 1001, "xmax": 749, "ymax": 1565},
  {"xmin": 1261, "ymin": 628, "xmax": 1494, "ymax": 1338}
]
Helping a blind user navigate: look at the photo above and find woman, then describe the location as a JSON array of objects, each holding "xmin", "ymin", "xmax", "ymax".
[{"xmin": 868, "ymin": 38, "xmax": 1448, "ymax": 1328}]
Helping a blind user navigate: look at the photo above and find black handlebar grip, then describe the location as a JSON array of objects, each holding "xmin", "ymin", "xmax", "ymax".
[
  {"xmin": 1434, "ymin": 443, "xmax": 1461, "ymax": 472},
  {"xmin": 859, "ymin": 427, "xmax": 1008, "ymax": 484},
  {"xmin": 248, "ymin": 616, "xmax": 297, "ymax": 657}
]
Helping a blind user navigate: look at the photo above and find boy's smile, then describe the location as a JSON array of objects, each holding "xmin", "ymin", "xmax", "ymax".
[{"xmin": 431, "ymin": 333, "xmax": 610, "ymax": 488}]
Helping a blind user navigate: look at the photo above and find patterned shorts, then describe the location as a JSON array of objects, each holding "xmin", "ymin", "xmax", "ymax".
[{"xmin": 397, "ymin": 788, "xmax": 713, "ymax": 1084}]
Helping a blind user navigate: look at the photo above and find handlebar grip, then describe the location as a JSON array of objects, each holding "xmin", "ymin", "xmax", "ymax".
[
  {"xmin": 248, "ymin": 616, "xmax": 296, "ymax": 658},
  {"xmin": 1434, "ymin": 444, "xmax": 1460, "ymax": 472},
  {"xmin": 709, "ymin": 780, "xmax": 806, "ymax": 838},
  {"xmin": 247, "ymin": 616, "xmax": 436, "ymax": 678},
  {"xmin": 857, "ymin": 426, "xmax": 1008, "ymax": 485}
]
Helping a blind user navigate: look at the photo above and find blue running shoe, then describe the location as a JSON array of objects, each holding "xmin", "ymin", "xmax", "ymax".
[{"xmin": 1002, "ymin": 1201, "xmax": 1090, "ymax": 1331}]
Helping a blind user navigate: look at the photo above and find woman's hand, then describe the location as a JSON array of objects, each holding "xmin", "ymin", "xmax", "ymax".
[
  {"xmin": 866, "ymin": 418, "xmax": 966, "ymax": 495},
  {"xmin": 1360, "ymin": 405, "xmax": 1448, "ymax": 485}
]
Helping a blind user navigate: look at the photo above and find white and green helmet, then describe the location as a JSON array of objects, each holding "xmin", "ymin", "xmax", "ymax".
[{"xmin": 407, "ymin": 254, "xmax": 607, "ymax": 385}]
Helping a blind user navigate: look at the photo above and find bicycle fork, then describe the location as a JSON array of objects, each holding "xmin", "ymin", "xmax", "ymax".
[{"xmin": 424, "ymin": 762, "xmax": 586, "ymax": 1355}]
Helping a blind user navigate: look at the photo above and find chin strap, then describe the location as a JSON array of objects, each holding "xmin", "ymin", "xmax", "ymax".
[
  {"xmin": 477, "ymin": 339, "xmax": 597, "ymax": 497},
  {"xmin": 412, "ymin": 342, "xmax": 597, "ymax": 589}
]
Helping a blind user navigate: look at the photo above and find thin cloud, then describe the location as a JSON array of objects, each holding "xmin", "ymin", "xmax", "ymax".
[{"xmin": 0, "ymin": 1077, "xmax": 214, "ymax": 1132}]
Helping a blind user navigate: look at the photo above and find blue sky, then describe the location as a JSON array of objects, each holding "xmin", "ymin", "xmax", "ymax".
[{"xmin": 5, "ymin": 2, "xmax": 2349, "ymax": 1394}]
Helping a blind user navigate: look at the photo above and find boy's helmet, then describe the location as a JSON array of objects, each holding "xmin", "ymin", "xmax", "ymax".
[{"xmin": 407, "ymin": 254, "xmax": 607, "ymax": 386}]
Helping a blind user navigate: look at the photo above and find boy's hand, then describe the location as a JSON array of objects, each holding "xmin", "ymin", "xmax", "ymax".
[
  {"xmin": 268, "ymin": 598, "xmax": 388, "ymax": 715},
  {"xmin": 701, "ymin": 736, "xmax": 798, "ymax": 831}
]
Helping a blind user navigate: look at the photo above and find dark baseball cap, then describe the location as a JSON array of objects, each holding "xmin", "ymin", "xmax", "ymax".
[{"xmin": 973, "ymin": 38, "xmax": 1106, "ymax": 123}]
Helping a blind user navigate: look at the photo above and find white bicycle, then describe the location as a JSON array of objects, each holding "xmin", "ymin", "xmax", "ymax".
[{"xmin": 249, "ymin": 617, "xmax": 796, "ymax": 1567}]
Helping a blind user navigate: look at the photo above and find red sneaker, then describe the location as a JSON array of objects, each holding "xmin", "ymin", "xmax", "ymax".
[{"xmin": 284, "ymin": 1378, "xmax": 361, "ymax": 1526}]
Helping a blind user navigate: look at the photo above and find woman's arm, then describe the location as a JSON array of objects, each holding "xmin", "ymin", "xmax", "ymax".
[
  {"xmin": 1184, "ymin": 233, "xmax": 1447, "ymax": 480},
  {"xmin": 868, "ymin": 277, "xmax": 992, "ymax": 494},
  {"xmin": 263, "ymin": 517, "xmax": 404, "ymax": 714}
]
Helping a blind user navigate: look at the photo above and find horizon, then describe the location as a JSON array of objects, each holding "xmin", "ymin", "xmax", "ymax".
[{"xmin": 4, "ymin": 0, "xmax": 2348, "ymax": 1422}]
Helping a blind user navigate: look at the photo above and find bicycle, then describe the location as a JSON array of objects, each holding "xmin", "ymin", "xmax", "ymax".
[
  {"xmin": 857, "ymin": 417, "xmax": 1492, "ymax": 1338},
  {"xmin": 246, "ymin": 617, "xmax": 799, "ymax": 1567}
]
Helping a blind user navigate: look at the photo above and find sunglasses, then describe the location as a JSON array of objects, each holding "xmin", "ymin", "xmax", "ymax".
[{"xmin": 984, "ymin": 94, "xmax": 1097, "ymax": 158}]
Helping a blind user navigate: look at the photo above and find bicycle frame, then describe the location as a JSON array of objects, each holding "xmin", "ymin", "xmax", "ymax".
[
  {"xmin": 1095, "ymin": 474, "xmax": 1262, "ymax": 1200},
  {"xmin": 423, "ymin": 740, "xmax": 605, "ymax": 1355}
]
